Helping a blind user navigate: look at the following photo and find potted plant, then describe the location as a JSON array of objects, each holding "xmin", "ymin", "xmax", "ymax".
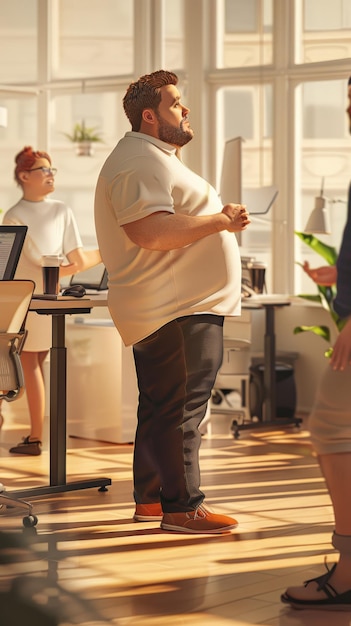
[
  {"xmin": 62, "ymin": 120, "xmax": 103, "ymax": 156},
  {"xmin": 294, "ymin": 231, "xmax": 346, "ymax": 357}
]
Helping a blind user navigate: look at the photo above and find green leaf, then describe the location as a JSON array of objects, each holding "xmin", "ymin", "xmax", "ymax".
[
  {"xmin": 295, "ymin": 231, "xmax": 338, "ymax": 265},
  {"xmin": 294, "ymin": 231, "xmax": 343, "ymax": 353},
  {"xmin": 324, "ymin": 347, "xmax": 334, "ymax": 358},
  {"xmin": 296, "ymin": 293, "xmax": 322, "ymax": 303},
  {"xmin": 293, "ymin": 324, "xmax": 331, "ymax": 342}
]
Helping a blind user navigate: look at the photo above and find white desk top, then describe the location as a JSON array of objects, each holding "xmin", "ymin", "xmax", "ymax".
[
  {"xmin": 242, "ymin": 294, "xmax": 291, "ymax": 308},
  {"xmin": 30, "ymin": 292, "xmax": 291, "ymax": 313}
]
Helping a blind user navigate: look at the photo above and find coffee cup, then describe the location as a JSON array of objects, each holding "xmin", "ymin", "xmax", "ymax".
[
  {"xmin": 248, "ymin": 261, "xmax": 267, "ymax": 294},
  {"xmin": 41, "ymin": 255, "xmax": 63, "ymax": 295}
]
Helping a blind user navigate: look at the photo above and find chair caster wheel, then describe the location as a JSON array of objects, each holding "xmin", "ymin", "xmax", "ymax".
[
  {"xmin": 231, "ymin": 420, "xmax": 240, "ymax": 439},
  {"xmin": 23, "ymin": 514, "xmax": 38, "ymax": 528}
]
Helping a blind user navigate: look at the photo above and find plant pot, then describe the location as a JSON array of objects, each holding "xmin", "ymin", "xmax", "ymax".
[{"xmin": 75, "ymin": 141, "xmax": 94, "ymax": 156}]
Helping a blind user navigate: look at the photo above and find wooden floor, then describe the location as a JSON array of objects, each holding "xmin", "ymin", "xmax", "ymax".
[{"xmin": 0, "ymin": 408, "xmax": 347, "ymax": 625}]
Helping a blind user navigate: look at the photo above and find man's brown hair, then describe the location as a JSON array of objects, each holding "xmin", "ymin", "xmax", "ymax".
[{"xmin": 123, "ymin": 70, "xmax": 178, "ymax": 131}]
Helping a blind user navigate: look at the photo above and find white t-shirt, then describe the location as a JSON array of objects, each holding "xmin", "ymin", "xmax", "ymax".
[
  {"xmin": 3, "ymin": 198, "xmax": 82, "ymax": 351},
  {"xmin": 94, "ymin": 132, "xmax": 242, "ymax": 346}
]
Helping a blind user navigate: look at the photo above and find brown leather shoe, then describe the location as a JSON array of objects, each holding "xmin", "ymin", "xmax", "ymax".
[
  {"xmin": 161, "ymin": 505, "xmax": 238, "ymax": 534},
  {"xmin": 133, "ymin": 502, "xmax": 163, "ymax": 522}
]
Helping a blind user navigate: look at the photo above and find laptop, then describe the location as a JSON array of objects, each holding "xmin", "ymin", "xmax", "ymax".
[
  {"xmin": 0, "ymin": 225, "xmax": 28, "ymax": 280},
  {"xmin": 68, "ymin": 262, "xmax": 108, "ymax": 293}
]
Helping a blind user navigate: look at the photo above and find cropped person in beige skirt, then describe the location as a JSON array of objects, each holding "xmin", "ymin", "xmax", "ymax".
[{"xmin": 282, "ymin": 77, "xmax": 351, "ymax": 611}]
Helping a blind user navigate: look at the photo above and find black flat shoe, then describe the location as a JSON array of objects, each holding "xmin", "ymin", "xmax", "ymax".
[
  {"xmin": 9, "ymin": 436, "xmax": 42, "ymax": 456},
  {"xmin": 281, "ymin": 586, "xmax": 351, "ymax": 611},
  {"xmin": 281, "ymin": 562, "xmax": 351, "ymax": 611},
  {"xmin": 303, "ymin": 561, "xmax": 337, "ymax": 588}
]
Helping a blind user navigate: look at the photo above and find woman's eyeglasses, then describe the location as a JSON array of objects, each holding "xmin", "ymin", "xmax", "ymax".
[{"xmin": 27, "ymin": 167, "xmax": 58, "ymax": 176}]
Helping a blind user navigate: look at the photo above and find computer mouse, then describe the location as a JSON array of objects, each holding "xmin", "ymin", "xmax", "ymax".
[{"xmin": 61, "ymin": 284, "xmax": 86, "ymax": 298}]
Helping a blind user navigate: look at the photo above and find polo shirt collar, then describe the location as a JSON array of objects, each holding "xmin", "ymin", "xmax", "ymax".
[{"xmin": 125, "ymin": 131, "xmax": 177, "ymax": 155}]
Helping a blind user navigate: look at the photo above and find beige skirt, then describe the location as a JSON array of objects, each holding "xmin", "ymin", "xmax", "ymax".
[
  {"xmin": 308, "ymin": 363, "xmax": 351, "ymax": 455},
  {"xmin": 22, "ymin": 311, "xmax": 52, "ymax": 352}
]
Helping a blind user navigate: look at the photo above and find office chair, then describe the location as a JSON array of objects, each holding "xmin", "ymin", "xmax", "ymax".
[{"xmin": 0, "ymin": 279, "xmax": 38, "ymax": 527}]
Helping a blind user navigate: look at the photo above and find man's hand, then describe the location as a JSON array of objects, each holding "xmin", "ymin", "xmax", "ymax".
[
  {"xmin": 302, "ymin": 261, "xmax": 337, "ymax": 286},
  {"xmin": 222, "ymin": 203, "xmax": 251, "ymax": 232},
  {"xmin": 330, "ymin": 318, "xmax": 351, "ymax": 371}
]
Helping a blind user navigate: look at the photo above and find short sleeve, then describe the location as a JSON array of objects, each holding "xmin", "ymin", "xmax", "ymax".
[{"xmin": 110, "ymin": 155, "xmax": 175, "ymax": 226}]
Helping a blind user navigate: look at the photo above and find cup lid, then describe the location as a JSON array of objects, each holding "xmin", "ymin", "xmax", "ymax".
[
  {"xmin": 247, "ymin": 261, "xmax": 267, "ymax": 269},
  {"xmin": 41, "ymin": 254, "xmax": 64, "ymax": 266}
]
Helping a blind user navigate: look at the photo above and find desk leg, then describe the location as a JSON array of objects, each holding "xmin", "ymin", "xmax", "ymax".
[
  {"xmin": 50, "ymin": 314, "xmax": 66, "ymax": 486},
  {"xmin": 263, "ymin": 305, "xmax": 276, "ymax": 423},
  {"xmin": 9, "ymin": 310, "xmax": 111, "ymax": 499},
  {"xmin": 232, "ymin": 303, "xmax": 302, "ymax": 438}
]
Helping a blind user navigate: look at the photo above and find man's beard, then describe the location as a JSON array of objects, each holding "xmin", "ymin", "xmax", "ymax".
[{"xmin": 156, "ymin": 113, "xmax": 193, "ymax": 147}]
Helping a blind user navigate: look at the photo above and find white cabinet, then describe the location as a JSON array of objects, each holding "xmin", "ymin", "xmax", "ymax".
[
  {"xmin": 206, "ymin": 309, "xmax": 264, "ymax": 435},
  {"xmin": 66, "ymin": 318, "xmax": 138, "ymax": 444}
]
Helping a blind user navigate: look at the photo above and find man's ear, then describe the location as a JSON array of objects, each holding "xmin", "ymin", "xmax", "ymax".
[{"xmin": 142, "ymin": 109, "xmax": 156, "ymax": 125}]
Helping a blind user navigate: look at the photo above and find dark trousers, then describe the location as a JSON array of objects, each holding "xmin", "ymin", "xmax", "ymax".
[{"xmin": 132, "ymin": 314, "xmax": 224, "ymax": 512}]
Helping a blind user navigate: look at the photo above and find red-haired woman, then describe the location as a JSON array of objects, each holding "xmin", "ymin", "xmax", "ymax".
[{"xmin": 2, "ymin": 146, "xmax": 101, "ymax": 455}]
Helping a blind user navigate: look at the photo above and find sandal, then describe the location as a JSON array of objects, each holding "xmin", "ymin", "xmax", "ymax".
[
  {"xmin": 303, "ymin": 561, "xmax": 337, "ymax": 588},
  {"xmin": 281, "ymin": 561, "xmax": 351, "ymax": 610},
  {"xmin": 9, "ymin": 436, "xmax": 42, "ymax": 456}
]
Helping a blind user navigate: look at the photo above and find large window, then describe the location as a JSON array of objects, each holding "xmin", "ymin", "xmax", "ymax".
[
  {"xmin": 49, "ymin": 89, "xmax": 130, "ymax": 245},
  {"xmin": 295, "ymin": 78, "xmax": 350, "ymax": 294},
  {"xmin": 164, "ymin": 0, "xmax": 185, "ymax": 70},
  {"xmin": 0, "ymin": 0, "xmax": 37, "ymax": 83},
  {"xmin": 219, "ymin": 0, "xmax": 273, "ymax": 68},
  {"xmin": 51, "ymin": 91, "xmax": 128, "ymax": 148},
  {"xmin": 54, "ymin": 0, "xmax": 134, "ymax": 78},
  {"xmin": 1, "ymin": 0, "xmax": 351, "ymax": 295},
  {"xmin": 0, "ymin": 96, "xmax": 38, "ymax": 214},
  {"xmin": 296, "ymin": 0, "xmax": 351, "ymax": 63},
  {"xmin": 217, "ymin": 83, "xmax": 274, "ymax": 287}
]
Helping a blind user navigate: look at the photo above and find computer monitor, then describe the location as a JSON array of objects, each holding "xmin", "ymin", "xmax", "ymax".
[
  {"xmin": 220, "ymin": 136, "xmax": 278, "ymax": 214},
  {"xmin": 0, "ymin": 225, "xmax": 28, "ymax": 280}
]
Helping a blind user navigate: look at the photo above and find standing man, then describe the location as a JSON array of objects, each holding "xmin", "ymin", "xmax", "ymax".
[{"xmin": 94, "ymin": 70, "xmax": 250, "ymax": 534}]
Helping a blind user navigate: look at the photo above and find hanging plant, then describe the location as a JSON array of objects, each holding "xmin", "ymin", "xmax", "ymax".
[{"xmin": 62, "ymin": 120, "xmax": 103, "ymax": 156}]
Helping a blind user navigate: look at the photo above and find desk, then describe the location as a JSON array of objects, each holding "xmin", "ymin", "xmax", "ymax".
[
  {"xmin": 232, "ymin": 296, "xmax": 302, "ymax": 437},
  {"xmin": 10, "ymin": 295, "xmax": 112, "ymax": 499}
]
